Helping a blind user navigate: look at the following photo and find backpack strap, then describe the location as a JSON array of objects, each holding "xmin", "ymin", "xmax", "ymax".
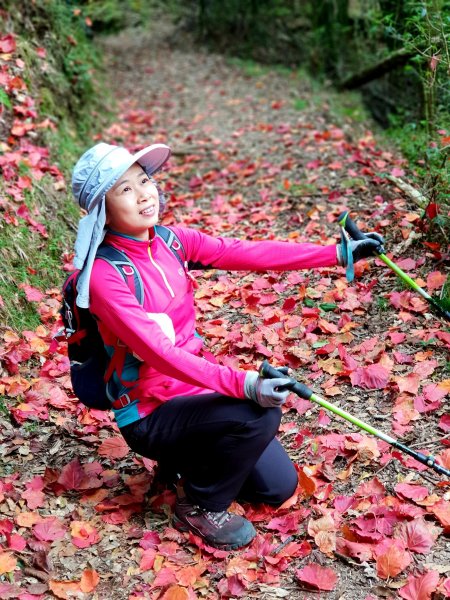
[
  {"xmin": 96, "ymin": 245, "xmax": 145, "ymax": 305},
  {"xmin": 95, "ymin": 246, "xmax": 146, "ymax": 387},
  {"xmin": 154, "ymin": 225, "xmax": 186, "ymax": 269}
]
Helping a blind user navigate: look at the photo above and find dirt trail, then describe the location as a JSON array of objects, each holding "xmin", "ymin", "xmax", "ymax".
[
  {"xmin": 3, "ymin": 21, "xmax": 449, "ymax": 600},
  {"xmin": 92, "ymin": 23, "xmax": 450, "ymax": 600}
]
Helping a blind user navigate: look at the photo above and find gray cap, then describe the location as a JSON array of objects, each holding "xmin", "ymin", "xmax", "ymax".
[{"xmin": 72, "ymin": 142, "xmax": 171, "ymax": 212}]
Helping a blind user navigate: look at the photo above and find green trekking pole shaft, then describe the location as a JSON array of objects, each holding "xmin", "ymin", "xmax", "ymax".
[
  {"xmin": 260, "ymin": 361, "xmax": 450, "ymax": 478},
  {"xmin": 338, "ymin": 211, "xmax": 450, "ymax": 322}
]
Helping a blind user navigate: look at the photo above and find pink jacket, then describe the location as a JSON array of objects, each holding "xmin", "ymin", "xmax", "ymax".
[{"xmin": 89, "ymin": 226, "xmax": 337, "ymax": 427}]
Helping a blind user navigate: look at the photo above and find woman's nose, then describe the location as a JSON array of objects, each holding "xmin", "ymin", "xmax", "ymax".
[{"xmin": 137, "ymin": 189, "xmax": 148, "ymax": 203}]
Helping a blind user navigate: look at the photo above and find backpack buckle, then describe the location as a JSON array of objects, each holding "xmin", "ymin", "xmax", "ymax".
[
  {"xmin": 112, "ymin": 394, "xmax": 132, "ymax": 409},
  {"xmin": 122, "ymin": 265, "xmax": 134, "ymax": 276}
]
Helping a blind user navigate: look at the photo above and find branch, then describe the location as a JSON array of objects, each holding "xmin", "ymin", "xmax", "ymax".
[
  {"xmin": 339, "ymin": 48, "xmax": 415, "ymax": 90},
  {"xmin": 386, "ymin": 175, "xmax": 428, "ymax": 209}
]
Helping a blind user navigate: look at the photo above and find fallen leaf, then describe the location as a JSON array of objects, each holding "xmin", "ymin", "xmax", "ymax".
[
  {"xmin": 399, "ymin": 570, "xmax": 440, "ymax": 600},
  {"xmin": 97, "ymin": 436, "xmax": 130, "ymax": 459},
  {"xmin": 80, "ymin": 569, "xmax": 100, "ymax": 593},
  {"xmin": 296, "ymin": 563, "xmax": 338, "ymax": 591}
]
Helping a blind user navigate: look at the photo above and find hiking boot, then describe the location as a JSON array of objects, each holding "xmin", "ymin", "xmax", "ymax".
[{"xmin": 173, "ymin": 487, "xmax": 256, "ymax": 550}]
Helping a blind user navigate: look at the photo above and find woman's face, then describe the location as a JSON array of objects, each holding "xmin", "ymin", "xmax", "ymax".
[{"xmin": 105, "ymin": 162, "xmax": 160, "ymax": 240}]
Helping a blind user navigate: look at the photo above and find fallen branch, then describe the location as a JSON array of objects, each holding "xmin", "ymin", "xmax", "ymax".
[
  {"xmin": 339, "ymin": 48, "xmax": 415, "ymax": 89},
  {"xmin": 386, "ymin": 175, "xmax": 428, "ymax": 208}
]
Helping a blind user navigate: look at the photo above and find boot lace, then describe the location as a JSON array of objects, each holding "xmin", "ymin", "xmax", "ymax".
[
  {"xmin": 188, "ymin": 506, "xmax": 232, "ymax": 528},
  {"xmin": 204, "ymin": 509, "xmax": 232, "ymax": 527}
]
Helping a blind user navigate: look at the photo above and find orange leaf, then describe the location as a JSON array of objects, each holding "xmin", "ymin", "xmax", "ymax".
[
  {"xmin": 438, "ymin": 379, "xmax": 450, "ymax": 392},
  {"xmin": 377, "ymin": 544, "xmax": 411, "ymax": 578},
  {"xmin": 176, "ymin": 564, "xmax": 205, "ymax": 586},
  {"xmin": 70, "ymin": 520, "xmax": 100, "ymax": 548},
  {"xmin": 15, "ymin": 511, "xmax": 43, "ymax": 528},
  {"xmin": 48, "ymin": 580, "xmax": 81, "ymax": 600},
  {"xmin": 426, "ymin": 271, "xmax": 446, "ymax": 292},
  {"xmin": 159, "ymin": 585, "xmax": 190, "ymax": 600},
  {"xmin": 80, "ymin": 569, "xmax": 100, "ymax": 593},
  {"xmin": 97, "ymin": 436, "xmax": 130, "ymax": 459},
  {"xmin": 0, "ymin": 551, "xmax": 17, "ymax": 575},
  {"xmin": 298, "ymin": 467, "xmax": 317, "ymax": 497}
]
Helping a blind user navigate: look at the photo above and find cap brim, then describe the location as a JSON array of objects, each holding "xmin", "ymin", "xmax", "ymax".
[{"xmin": 134, "ymin": 144, "xmax": 171, "ymax": 175}]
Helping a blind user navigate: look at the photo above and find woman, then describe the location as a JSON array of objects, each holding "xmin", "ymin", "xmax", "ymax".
[{"xmin": 71, "ymin": 141, "xmax": 382, "ymax": 550}]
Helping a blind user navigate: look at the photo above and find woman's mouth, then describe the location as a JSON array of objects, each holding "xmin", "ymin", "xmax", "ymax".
[{"xmin": 140, "ymin": 206, "xmax": 155, "ymax": 216}]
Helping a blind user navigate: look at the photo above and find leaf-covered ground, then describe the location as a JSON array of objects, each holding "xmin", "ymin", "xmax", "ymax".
[{"xmin": 1, "ymin": 21, "xmax": 450, "ymax": 600}]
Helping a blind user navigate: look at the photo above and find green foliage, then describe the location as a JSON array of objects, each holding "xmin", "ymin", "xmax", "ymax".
[
  {"xmin": 376, "ymin": 297, "xmax": 389, "ymax": 311},
  {"xmin": 0, "ymin": 1, "xmax": 113, "ymax": 331},
  {"xmin": 0, "ymin": 177, "xmax": 80, "ymax": 331}
]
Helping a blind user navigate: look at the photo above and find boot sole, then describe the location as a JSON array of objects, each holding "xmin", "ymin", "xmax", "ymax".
[{"xmin": 172, "ymin": 514, "xmax": 255, "ymax": 550}]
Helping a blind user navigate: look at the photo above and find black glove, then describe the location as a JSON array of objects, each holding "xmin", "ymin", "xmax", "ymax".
[{"xmin": 337, "ymin": 232, "xmax": 384, "ymax": 266}]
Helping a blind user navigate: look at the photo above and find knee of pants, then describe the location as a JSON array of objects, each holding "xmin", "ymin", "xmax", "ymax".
[
  {"xmin": 266, "ymin": 463, "xmax": 298, "ymax": 506},
  {"xmin": 256, "ymin": 406, "xmax": 282, "ymax": 440}
]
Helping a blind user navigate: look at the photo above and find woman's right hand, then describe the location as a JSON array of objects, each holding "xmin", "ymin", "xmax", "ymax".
[{"xmin": 244, "ymin": 372, "xmax": 294, "ymax": 408}]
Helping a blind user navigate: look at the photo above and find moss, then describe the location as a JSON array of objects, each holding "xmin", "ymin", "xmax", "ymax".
[{"xmin": 0, "ymin": 1, "xmax": 116, "ymax": 331}]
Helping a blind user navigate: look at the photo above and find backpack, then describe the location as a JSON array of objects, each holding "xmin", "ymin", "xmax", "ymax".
[{"xmin": 58, "ymin": 226, "xmax": 185, "ymax": 410}]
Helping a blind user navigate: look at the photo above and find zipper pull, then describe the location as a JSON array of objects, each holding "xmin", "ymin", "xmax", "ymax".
[{"xmin": 185, "ymin": 262, "xmax": 199, "ymax": 289}]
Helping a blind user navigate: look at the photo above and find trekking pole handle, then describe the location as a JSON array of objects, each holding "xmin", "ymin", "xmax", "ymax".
[
  {"xmin": 337, "ymin": 211, "xmax": 368, "ymax": 241},
  {"xmin": 259, "ymin": 360, "xmax": 313, "ymax": 400}
]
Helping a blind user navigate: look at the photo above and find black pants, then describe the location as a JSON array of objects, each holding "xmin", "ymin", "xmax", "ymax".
[{"xmin": 120, "ymin": 393, "xmax": 298, "ymax": 511}]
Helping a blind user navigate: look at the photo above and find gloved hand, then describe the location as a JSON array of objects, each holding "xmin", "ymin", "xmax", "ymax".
[
  {"xmin": 336, "ymin": 232, "xmax": 384, "ymax": 266},
  {"xmin": 244, "ymin": 371, "xmax": 293, "ymax": 408}
]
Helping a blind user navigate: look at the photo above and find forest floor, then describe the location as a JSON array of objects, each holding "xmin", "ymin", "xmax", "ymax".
[{"xmin": 1, "ymin": 19, "xmax": 450, "ymax": 600}]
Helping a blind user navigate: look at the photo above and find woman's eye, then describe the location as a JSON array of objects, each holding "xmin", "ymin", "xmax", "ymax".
[
  {"xmin": 141, "ymin": 177, "xmax": 150, "ymax": 184},
  {"xmin": 122, "ymin": 186, "xmax": 131, "ymax": 193}
]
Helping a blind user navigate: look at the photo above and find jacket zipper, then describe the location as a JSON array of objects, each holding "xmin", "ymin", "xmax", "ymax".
[{"xmin": 148, "ymin": 245, "xmax": 175, "ymax": 298}]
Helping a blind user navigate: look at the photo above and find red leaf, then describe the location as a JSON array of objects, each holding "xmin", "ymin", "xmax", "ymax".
[
  {"xmin": 139, "ymin": 548, "xmax": 156, "ymax": 571},
  {"xmin": 33, "ymin": 517, "xmax": 66, "ymax": 542},
  {"xmin": 356, "ymin": 477, "xmax": 386, "ymax": 498},
  {"xmin": 439, "ymin": 415, "xmax": 450, "ymax": 432},
  {"xmin": 395, "ymin": 258, "xmax": 416, "ymax": 271},
  {"xmin": 423, "ymin": 383, "xmax": 447, "ymax": 403},
  {"xmin": 266, "ymin": 509, "xmax": 309, "ymax": 534},
  {"xmin": 397, "ymin": 519, "xmax": 435, "ymax": 554},
  {"xmin": 336, "ymin": 538, "xmax": 373, "ymax": 562},
  {"xmin": 295, "ymin": 563, "xmax": 338, "ymax": 591},
  {"xmin": 350, "ymin": 363, "xmax": 390, "ymax": 389},
  {"xmin": 394, "ymin": 373, "xmax": 420, "ymax": 394},
  {"xmin": 19, "ymin": 284, "xmax": 44, "ymax": 302},
  {"xmin": 399, "ymin": 570, "xmax": 440, "ymax": 600},
  {"xmin": 97, "ymin": 437, "xmax": 130, "ymax": 459},
  {"xmin": 152, "ymin": 566, "xmax": 177, "ymax": 588},
  {"xmin": 7, "ymin": 533, "xmax": 26, "ymax": 551},
  {"xmin": 0, "ymin": 34, "xmax": 16, "ymax": 53},
  {"xmin": 0, "ymin": 583, "xmax": 21, "ymax": 599},
  {"xmin": 390, "ymin": 332, "xmax": 406, "ymax": 344},
  {"xmin": 438, "ymin": 448, "xmax": 450, "ymax": 469},
  {"xmin": 394, "ymin": 483, "xmax": 429, "ymax": 502},
  {"xmin": 139, "ymin": 531, "xmax": 161, "ymax": 549},
  {"xmin": 58, "ymin": 459, "xmax": 84, "ymax": 490},
  {"xmin": 425, "ymin": 202, "xmax": 439, "ymax": 219},
  {"xmin": 427, "ymin": 499, "xmax": 450, "ymax": 527}
]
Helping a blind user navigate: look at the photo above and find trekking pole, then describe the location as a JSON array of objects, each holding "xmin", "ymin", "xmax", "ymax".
[
  {"xmin": 260, "ymin": 361, "xmax": 450, "ymax": 478},
  {"xmin": 338, "ymin": 211, "xmax": 450, "ymax": 322}
]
